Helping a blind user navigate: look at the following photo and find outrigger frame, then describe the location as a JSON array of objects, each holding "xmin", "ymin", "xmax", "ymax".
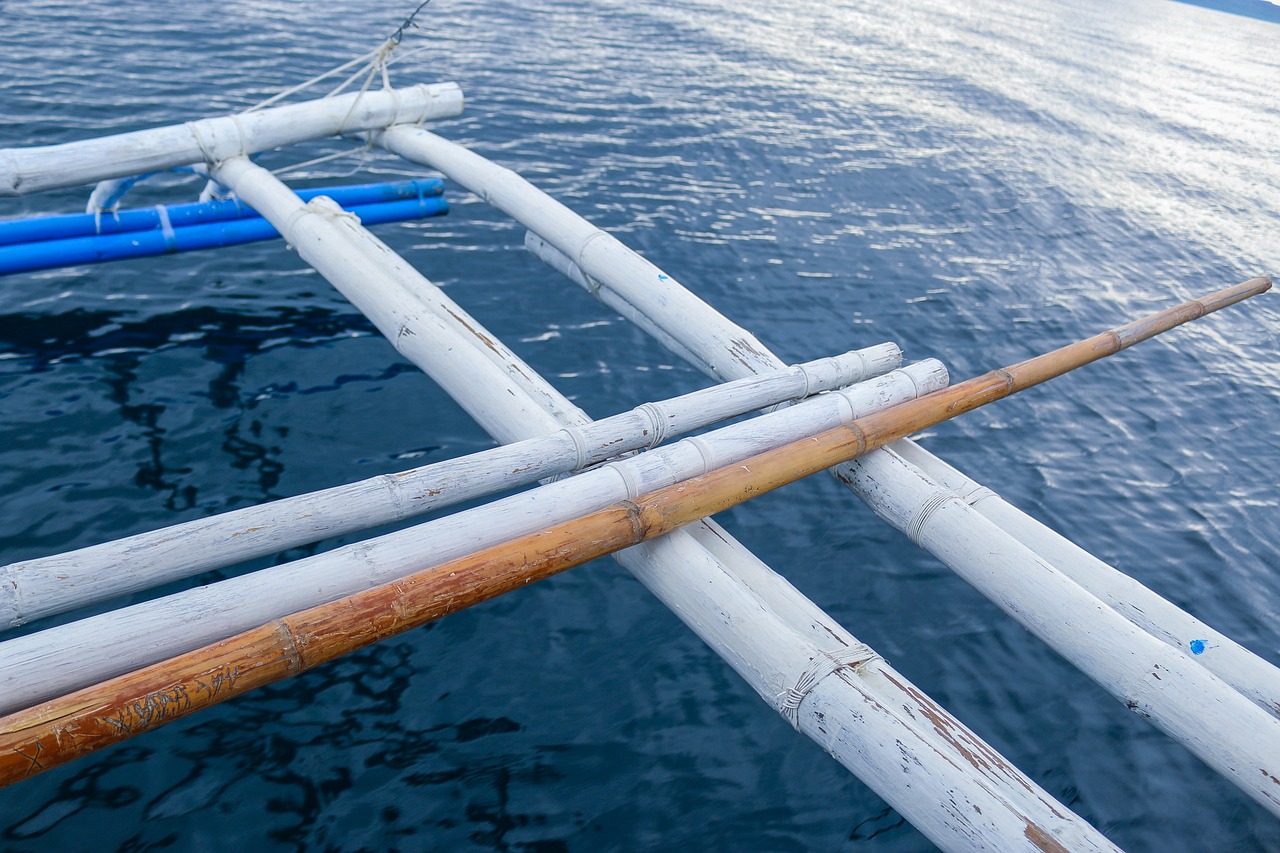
[{"xmin": 1, "ymin": 83, "xmax": 1276, "ymax": 851}]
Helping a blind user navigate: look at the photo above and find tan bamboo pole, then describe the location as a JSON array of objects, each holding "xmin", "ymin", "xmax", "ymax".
[{"xmin": 0, "ymin": 276, "xmax": 1268, "ymax": 789}]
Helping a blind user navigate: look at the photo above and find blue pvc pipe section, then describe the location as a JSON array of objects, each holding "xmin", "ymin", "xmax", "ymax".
[
  {"xmin": 0, "ymin": 178, "xmax": 445, "ymax": 247},
  {"xmin": 0, "ymin": 195, "xmax": 448, "ymax": 276}
]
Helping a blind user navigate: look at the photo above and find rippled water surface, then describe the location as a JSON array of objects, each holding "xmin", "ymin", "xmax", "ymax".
[{"xmin": 2, "ymin": 0, "xmax": 1279, "ymax": 850}]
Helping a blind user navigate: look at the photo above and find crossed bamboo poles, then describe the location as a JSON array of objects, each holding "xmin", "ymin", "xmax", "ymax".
[{"xmin": 0, "ymin": 275, "xmax": 1268, "ymax": 787}]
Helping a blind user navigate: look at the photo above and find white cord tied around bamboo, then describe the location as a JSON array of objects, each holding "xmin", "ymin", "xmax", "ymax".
[
  {"xmin": 558, "ymin": 424, "xmax": 593, "ymax": 471},
  {"xmin": 776, "ymin": 643, "xmax": 882, "ymax": 727},
  {"xmin": 155, "ymin": 204, "xmax": 177, "ymax": 253},
  {"xmin": 905, "ymin": 484, "xmax": 998, "ymax": 547},
  {"xmin": 635, "ymin": 402, "xmax": 671, "ymax": 449},
  {"xmin": 305, "ymin": 195, "xmax": 360, "ymax": 224}
]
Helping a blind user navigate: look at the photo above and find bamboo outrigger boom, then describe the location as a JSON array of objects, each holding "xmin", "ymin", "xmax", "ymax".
[
  {"xmin": 0, "ymin": 277, "xmax": 1268, "ymax": 800},
  {"xmin": 0, "ymin": 84, "xmax": 463, "ymax": 196}
]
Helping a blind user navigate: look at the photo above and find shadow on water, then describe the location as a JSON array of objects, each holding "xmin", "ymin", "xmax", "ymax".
[{"xmin": 0, "ymin": 304, "xmax": 428, "ymax": 513}]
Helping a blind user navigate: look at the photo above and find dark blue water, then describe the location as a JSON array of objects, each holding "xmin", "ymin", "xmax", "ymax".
[{"xmin": 2, "ymin": 0, "xmax": 1278, "ymax": 849}]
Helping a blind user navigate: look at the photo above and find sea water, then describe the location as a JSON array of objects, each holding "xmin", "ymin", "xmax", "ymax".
[{"xmin": 1, "ymin": 0, "xmax": 1278, "ymax": 849}]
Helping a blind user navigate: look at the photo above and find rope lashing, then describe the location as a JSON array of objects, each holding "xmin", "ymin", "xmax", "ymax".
[{"xmin": 777, "ymin": 644, "xmax": 883, "ymax": 728}]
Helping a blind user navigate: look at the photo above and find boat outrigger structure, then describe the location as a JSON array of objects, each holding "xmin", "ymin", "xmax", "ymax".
[{"xmin": 0, "ymin": 81, "xmax": 1275, "ymax": 853}]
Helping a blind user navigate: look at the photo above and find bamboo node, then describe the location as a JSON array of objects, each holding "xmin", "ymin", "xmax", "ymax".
[
  {"xmin": 682, "ymin": 436, "xmax": 717, "ymax": 476},
  {"xmin": 794, "ymin": 362, "xmax": 816, "ymax": 401},
  {"xmin": 558, "ymin": 425, "xmax": 591, "ymax": 471},
  {"xmin": 575, "ymin": 229, "xmax": 611, "ymax": 271},
  {"xmin": 612, "ymin": 463, "xmax": 644, "ymax": 500},
  {"xmin": 776, "ymin": 643, "xmax": 881, "ymax": 728}
]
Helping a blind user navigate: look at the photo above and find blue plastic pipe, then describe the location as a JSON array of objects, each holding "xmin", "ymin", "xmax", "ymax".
[
  {"xmin": 0, "ymin": 178, "xmax": 445, "ymax": 247},
  {"xmin": 0, "ymin": 195, "xmax": 448, "ymax": 276}
]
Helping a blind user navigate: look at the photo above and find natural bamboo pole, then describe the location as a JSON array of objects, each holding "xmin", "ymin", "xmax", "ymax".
[
  {"xmin": 0, "ymin": 277, "xmax": 1267, "ymax": 798},
  {"xmin": 2, "ymin": 344, "xmax": 901, "ymax": 627}
]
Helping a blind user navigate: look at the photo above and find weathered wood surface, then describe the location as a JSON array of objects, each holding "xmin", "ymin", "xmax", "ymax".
[
  {"xmin": 157, "ymin": 160, "xmax": 1109, "ymax": 851},
  {"xmin": 1, "ymin": 344, "xmax": 901, "ymax": 628},
  {"xmin": 0, "ymin": 361, "xmax": 946, "ymax": 715},
  {"xmin": 0, "ymin": 84, "xmax": 463, "ymax": 196},
  {"xmin": 2, "ymin": 279, "xmax": 1267, "ymax": 822},
  {"xmin": 378, "ymin": 126, "xmax": 1280, "ymax": 806}
]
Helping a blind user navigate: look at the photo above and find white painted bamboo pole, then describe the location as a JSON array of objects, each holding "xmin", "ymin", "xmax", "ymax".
[
  {"xmin": 374, "ymin": 126, "xmax": 780, "ymax": 383},
  {"xmin": 605, "ymin": 538, "xmax": 1120, "ymax": 853},
  {"xmin": 2, "ymin": 160, "xmax": 1112, "ymax": 848},
  {"xmin": 839, "ymin": 448, "xmax": 1280, "ymax": 817},
  {"xmin": 0, "ymin": 83, "xmax": 463, "ymax": 196},
  {"xmin": 526, "ymin": 231, "xmax": 709, "ymax": 370},
  {"xmin": 2, "ymin": 344, "xmax": 900, "ymax": 628},
  {"xmin": 0, "ymin": 362, "xmax": 947, "ymax": 714},
  {"xmin": 209, "ymin": 161, "xmax": 1118, "ymax": 850},
  {"xmin": 886, "ymin": 439, "xmax": 1280, "ymax": 719},
  {"xmin": 212, "ymin": 156, "xmax": 582, "ymax": 443},
  {"xmin": 377, "ymin": 127, "xmax": 1280, "ymax": 787}
]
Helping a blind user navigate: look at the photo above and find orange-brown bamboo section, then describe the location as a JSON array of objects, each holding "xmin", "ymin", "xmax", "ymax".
[{"xmin": 0, "ymin": 275, "xmax": 1269, "ymax": 786}]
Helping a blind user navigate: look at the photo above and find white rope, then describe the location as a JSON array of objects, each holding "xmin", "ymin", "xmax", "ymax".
[
  {"xmin": 776, "ymin": 644, "xmax": 882, "ymax": 728},
  {"xmin": 559, "ymin": 426, "xmax": 592, "ymax": 472},
  {"xmin": 242, "ymin": 47, "xmax": 384, "ymax": 114},
  {"xmin": 270, "ymin": 144, "xmax": 371, "ymax": 179},
  {"xmin": 242, "ymin": 1, "xmax": 437, "ymax": 177}
]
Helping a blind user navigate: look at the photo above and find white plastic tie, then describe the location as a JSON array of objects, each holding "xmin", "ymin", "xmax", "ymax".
[
  {"xmin": 155, "ymin": 205, "xmax": 177, "ymax": 253},
  {"xmin": 559, "ymin": 426, "xmax": 591, "ymax": 471},
  {"xmin": 776, "ymin": 644, "xmax": 881, "ymax": 728},
  {"xmin": 187, "ymin": 120, "xmax": 218, "ymax": 164},
  {"xmin": 230, "ymin": 114, "xmax": 249, "ymax": 158}
]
